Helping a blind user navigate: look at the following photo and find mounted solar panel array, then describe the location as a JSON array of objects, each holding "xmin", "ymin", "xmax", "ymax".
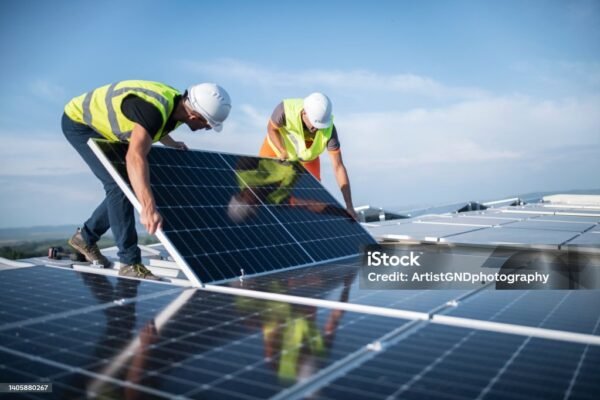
[
  {"xmin": 5, "ymin": 140, "xmax": 599, "ymax": 398},
  {"xmin": 89, "ymin": 140, "xmax": 375, "ymax": 285},
  {"xmin": 0, "ymin": 266, "xmax": 408, "ymax": 399},
  {"xmin": 2, "ymin": 262, "xmax": 600, "ymax": 398},
  {"xmin": 311, "ymin": 324, "xmax": 600, "ymax": 399},
  {"xmin": 365, "ymin": 205, "xmax": 600, "ymax": 251}
]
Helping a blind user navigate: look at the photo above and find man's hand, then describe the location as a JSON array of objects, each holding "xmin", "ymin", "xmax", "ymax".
[
  {"xmin": 141, "ymin": 206, "xmax": 163, "ymax": 234},
  {"xmin": 170, "ymin": 141, "xmax": 188, "ymax": 151},
  {"xmin": 160, "ymin": 135, "xmax": 188, "ymax": 150}
]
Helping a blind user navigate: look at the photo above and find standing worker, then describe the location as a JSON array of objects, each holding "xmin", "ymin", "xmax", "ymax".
[
  {"xmin": 259, "ymin": 93, "xmax": 356, "ymax": 218},
  {"xmin": 62, "ymin": 80, "xmax": 231, "ymax": 279}
]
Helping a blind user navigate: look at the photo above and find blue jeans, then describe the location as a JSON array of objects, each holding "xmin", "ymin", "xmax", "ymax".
[{"xmin": 62, "ymin": 113, "xmax": 141, "ymax": 264}]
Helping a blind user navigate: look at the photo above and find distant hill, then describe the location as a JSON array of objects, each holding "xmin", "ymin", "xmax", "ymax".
[
  {"xmin": 0, "ymin": 224, "xmax": 157, "ymax": 260},
  {"xmin": 0, "ymin": 225, "xmax": 88, "ymax": 245}
]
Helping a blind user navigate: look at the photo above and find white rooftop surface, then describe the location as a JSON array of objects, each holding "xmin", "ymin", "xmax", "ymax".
[
  {"xmin": 0, "ymin": 257, "xmax": 36, "ymax": 270},
  {"xmin": 543, "ymin": 194, "xmax": 600, "ymax": 207},
  {"xmin": 442, "ymin": 227, "xmax": 580, "ymax": 249},
  {"xmin": 365, "ymin": 194, "xmax": 600, "ymax": 252}
]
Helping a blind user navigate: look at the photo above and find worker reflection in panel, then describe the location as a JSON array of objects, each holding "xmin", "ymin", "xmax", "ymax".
[
  {"xmin": 78, "ymin": 270, "xmax": 356, "ymax": 397},
  {"xmin": 227, "ymin": 157, "xmax": 348, "ymax": 224},
  {"xmin": 226, "ymin": 157, "xmax": 358, "ymax": 380},
  {"xmin": 235, "ymin": 271, "xmax": 356, "ymax": 382},
  {"xmin": 72, "ymin": 274, "xmax": 160, "ymax": 399}
]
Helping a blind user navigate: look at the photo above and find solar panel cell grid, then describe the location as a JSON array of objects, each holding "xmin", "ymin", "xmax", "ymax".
[
  {"xmin": 91, "ymin": 140, "xmax": 375, "ymax": 284},
  {"xmin": 313, "ymin": 325, "xmax": 599, "ymax": 400},
  {"xmin": 0, "ymin": 267, "xmax": 176, "ymax": 326},
  {"xmin": 0, "ymin": 272, "xmax": 406, "ymax": 400},
  {"xmin": 446, "ymin": 290, "xmax": 600, "ymax": 335},
  {"xmin": 226, "ymin": 259, "xmax": 470, "ymax": 313},
  {"xmin": 4, "ymin": 140, "xmax": 598, "ymax": 399}
]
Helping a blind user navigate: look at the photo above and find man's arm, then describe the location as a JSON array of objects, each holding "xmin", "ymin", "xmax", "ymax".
[
  {"xmin": 159, "ymin": 134, "xmax": 188, "ymax": 150},
  {"xmin": 126, "ymin": 123, "xmax": 163, "ymax": 234},
  {"xmin": 329, "ymin": 150, "xmax": 357, "ymax": 219},
  {"xmin": 267, "ymin": 120, "xmax": 288, "ymax": 160}
]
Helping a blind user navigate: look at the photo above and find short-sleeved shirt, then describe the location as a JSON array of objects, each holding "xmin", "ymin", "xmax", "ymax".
[
  {"xmin": 270, "ymin": 102, "xmax": 340, "ymax": 151},
  {"xmin": 120, "ymin": 94, "xmax": 181, "ymax": 139}
]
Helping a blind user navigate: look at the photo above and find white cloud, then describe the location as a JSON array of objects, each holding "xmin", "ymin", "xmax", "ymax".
[
  {"xmin": 169, "ymin": 103, "xmax": 269, "ymax": 155},
  {"xmin": 3, "ymin": 68, "xmax": 599, "ymax": 226},
  {"xmin": 28, "ymin": 79, "xmax": 67, "ymax": 103},
  {"xmin": 0, "ymin": 133, "xmax": 90, "ymax": 176},
  {"xmin": 180, "ymin": 59, "xmax": 488, "ymax": 100},
  {"xmin": 167, "ymin": 93, "xmax": 600, "ymax": 210},
  {"xmin": 239, "ymin": 104, "xmax": 269, "ymax": 129},
  {"xmin": 336, "ymin": 94, "xmax": 600, "ymax": 174},
  {"xmin": 510, "ymin": 60, "xmax": 600, "ymax": 93}
]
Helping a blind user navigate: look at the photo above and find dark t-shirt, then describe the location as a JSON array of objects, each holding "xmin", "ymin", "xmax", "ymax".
[
  {"xmin": 270, "ymin": 102, "xmax": 340, "ymax": 151},
  {"xmin": 120, "ymin": 94, "xmax": 181, "ymax": 139}
]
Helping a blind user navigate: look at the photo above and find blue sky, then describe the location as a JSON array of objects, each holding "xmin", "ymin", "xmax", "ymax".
[{"xmin": 0, "ymin": 0, "xmax": 599, "ymax": 228}]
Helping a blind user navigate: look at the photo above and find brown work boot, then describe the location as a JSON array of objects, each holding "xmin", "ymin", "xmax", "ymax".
[
  {"xmin": 68, "ymin": 228, "xmax": 111, "ymax": 267},
  {"xmin": 119, "ymin": 263, "xmax": 161, "ymax": 281}
]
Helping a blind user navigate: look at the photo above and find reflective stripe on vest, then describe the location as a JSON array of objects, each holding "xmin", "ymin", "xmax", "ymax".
[
  {"xmin": 64, "ymin": 80, "xmax": 180, "ymax": 142},
  {"xmin": 268, "ymin": 98, "xmax": 333, "ymax": 162}
]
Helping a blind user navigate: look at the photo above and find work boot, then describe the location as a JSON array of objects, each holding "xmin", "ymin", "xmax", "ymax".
[
  {"xmin": 119, "ymin": 263, "xmax": 161, "ymax": 281},
  {"xmin": 68, "ymin": 228, "xmax": 111, "ymax": 267}
]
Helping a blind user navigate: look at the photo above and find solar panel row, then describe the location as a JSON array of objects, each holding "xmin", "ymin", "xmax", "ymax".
[
  {"xmin": 1, "ymin": 266, "xmax": 598, "ymax": 399},
  {"xmin": 5, "ymin": 142, "xmax": 594, "ymax": 399},
  {"xmin": 312, "ymin": 324, "xmax": 600, "ymax": 400},
  {"xmin": 0, "ymin": 267, "xmax": 405, "ymax": 399}
]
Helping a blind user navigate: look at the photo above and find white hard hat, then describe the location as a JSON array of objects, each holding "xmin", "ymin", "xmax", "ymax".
[
  {"xmin": 303, "ymin": 92, "xmax": 332, "ymax": 129},
  {"xmin": 187, "ymin": 83, "xmax": 232, "ymax": 132},
  {"xmin": 227, "ymin": 194, "xmax": 257, "ymax": 223}
]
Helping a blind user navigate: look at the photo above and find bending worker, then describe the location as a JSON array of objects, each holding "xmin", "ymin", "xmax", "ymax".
[
  {"xmin": 259, "ymin": 93, "xmax": 356, "ymax": 218},
  {"xmin": 62, "ymin": 80, "xmax": 231, "ymax": 279}
]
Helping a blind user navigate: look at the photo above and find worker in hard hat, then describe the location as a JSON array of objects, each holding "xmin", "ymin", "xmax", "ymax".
[
  {"xmin": 62, "ymin": 80, "xmax": 231, "ymax": 279},
  {"xmin": 259, "ymin": 93, "xmax": 356, "ymax": 218}
]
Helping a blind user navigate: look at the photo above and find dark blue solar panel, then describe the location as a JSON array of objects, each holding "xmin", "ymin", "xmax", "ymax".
[
  {"xmin": 0, "ymin": 266, "xmax": 177, "ymax": 326},
  {"xmin": 445, "ymin": 290, "xmax": 600, "ymax": 335},
  {"xmin": 0, "ymin": 269, "xmax": 404, "ymax": 399},
  {"xmin": 225, "ymin": 257, "xmax": 469, "ymax": 313},
  {"xmin": 91, "ymin": 140, "xmax": 374, "ymax": 283},
  {"xmin": 312, "ymin": 324, "xmax": 600, "ymax": 400}
]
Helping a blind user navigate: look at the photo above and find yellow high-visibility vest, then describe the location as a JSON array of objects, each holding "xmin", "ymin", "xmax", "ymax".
[
  {"xmin": 64, "ymin": 80, "xmax": 181, "ymax": 142},
  {"xmin": 267, "ymin": 98, "xmax": 334, "ymax": 161}
]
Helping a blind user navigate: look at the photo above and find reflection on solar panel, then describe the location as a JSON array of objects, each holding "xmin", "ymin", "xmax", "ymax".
[
  {"xmin": 3, "ymin": 179, "xmax": 600, "ymax": 399},
  {"xmin": 0, "ymin": 267, "xmax": 404, "ymax": 399},
  {"xmin": 89, "ymin": 139, "xmax": 375, "ymax": 284},
  {"xmin": 222, "ymin": 256, "xmax": 474, "ymax": 312},
  {"xmin": 312, "ymin": 324, "xmax": 600, "ymax": 400},
  {"xmin": 2, "ymin": 262, "xmax": 600, "ymax": 398}
]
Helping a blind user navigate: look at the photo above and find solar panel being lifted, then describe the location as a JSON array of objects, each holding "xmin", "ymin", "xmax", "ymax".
[{"xmin": 89, "ymin": 139, "xmax": 375, "ymax": 285}]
